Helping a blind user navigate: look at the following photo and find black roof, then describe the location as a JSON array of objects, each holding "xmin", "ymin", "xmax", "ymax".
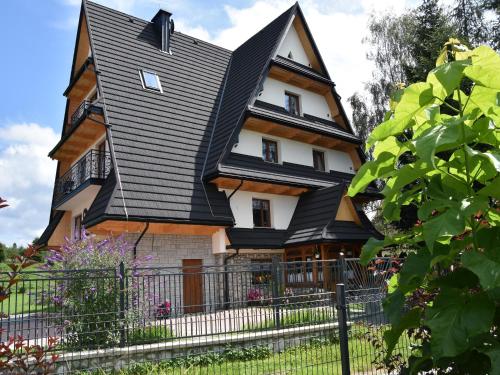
[
  {"xmin": 226, "ymin": 228, "xmax": 288, "ymax": 249},
  {"xmin": 83, "ymin": 0, "xmax": 234, "ymax": 226},
  {"xmin": 203, "ymin": 4, "xmax": 298, "ymax": 177},
  {"xmin": 37, "ymin": 211, "xmax": 64, "ymax": 246}
]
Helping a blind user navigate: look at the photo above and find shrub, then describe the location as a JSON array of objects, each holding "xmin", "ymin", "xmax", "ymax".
[{"xmin": 45, "ymin": 231, "xmax": 151, "ymax": 349}]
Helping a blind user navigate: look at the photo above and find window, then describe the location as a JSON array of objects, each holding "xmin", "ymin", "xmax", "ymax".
[
  {"xmin": 73, "ymin": 214, "xmax": 83, "ymax": 240},
  {"xmin": 140, "ymin": 69, "xmax": 162, "ymax": 92},
  {"xmin": 313, "ymin": 150, "xmax": 326, "ymax": 172},
  {"xmin": 251, "ymin": 260, "xmax": 272, "ymax": 285},
  {"xmin": 262, "ymin": 139, "xmax": 278, "ymax": 163},
  {"xmin": 253, "ymin": 199, "xmax": 271, "ymax": 227},
  {"xmin": 285, "ymin": 92, "xmax": 300, "ymax": 115}
]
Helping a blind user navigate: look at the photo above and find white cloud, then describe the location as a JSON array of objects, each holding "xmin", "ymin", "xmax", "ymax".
[
  {"xmin": 0, "ymin": 123, "xmax": 58, "ymax": 246},
  {"xmin": 171, "ymin": 0, "xmax": 413, "ymax": 112}
]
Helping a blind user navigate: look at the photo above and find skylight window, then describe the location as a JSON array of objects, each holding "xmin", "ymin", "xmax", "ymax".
[{"xmin": 140, "ymin": 69, "xmax": 162, "ymax": 92}]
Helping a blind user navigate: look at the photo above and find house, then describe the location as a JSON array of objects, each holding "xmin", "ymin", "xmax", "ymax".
[{"xmin": 38, "ymin": 0, "xmax": 381, "ymax": 293}]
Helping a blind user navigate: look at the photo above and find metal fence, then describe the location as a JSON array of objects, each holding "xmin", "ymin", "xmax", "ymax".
[{"xmin": 0, "ymin": 257, "xmax": 409, "ymax": 374}]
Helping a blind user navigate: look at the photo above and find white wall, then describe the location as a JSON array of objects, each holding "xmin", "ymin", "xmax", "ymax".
[
  {"xmin": 258, "ymin": 78, "xmax": 332, "ymax": 120},
  {"xmin": 233, "ymin": 129, "xmax": 354, "ymax": 173},
  {"xmin": 277, "ymin": 24, "xmax": 310, "ymax": 67},
  {"xmin": 224, "ymin": 190, "xmax": 299, "ymax": 229}
]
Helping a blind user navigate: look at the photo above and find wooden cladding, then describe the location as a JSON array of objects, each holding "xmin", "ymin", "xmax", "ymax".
[
  {"xmin": 51, "ymin": 114, "xmax": 106, "ymax": 163},
  {"xmin": 212, "ymin": 177, "xmax": 308, "ymax": 196},
  {"xmin": 89, "ymin": 221, "xmax": 225, "ymax": 236}
]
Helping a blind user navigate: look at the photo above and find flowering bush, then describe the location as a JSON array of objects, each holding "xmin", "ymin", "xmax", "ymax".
[
  {"xmin": 156, "ymin": 300, "xmax": 172, "ymax": 319},
  {"xmin": 247, "ymin": 288, "xmax": 264, "ymax": 306},
  {"xmin": 45, "ymin": 230, "xmax": 151, "ymax": 349}
]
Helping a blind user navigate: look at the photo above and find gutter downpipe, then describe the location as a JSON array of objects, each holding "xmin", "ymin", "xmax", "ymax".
[
  {"xmin": 223, "ymin": 179, "xmax": 244, "ymax": 308},
  {"xmin": 133, "ymin": 222, "xmax": 149, "ymax": 259},
  {"xmin": 224, "ymin": 248, "xmax": 240, "ymax": 310}
]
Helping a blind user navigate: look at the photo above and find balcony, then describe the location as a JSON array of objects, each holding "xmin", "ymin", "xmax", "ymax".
[
  {"xmin": 49, "ymin": 100, "xmax": 105, "ymax": 162},
  {"xmin": 64, "ymin": 57, "xmax": 95, "ymax": 98},
  {"xmin": 53, "ymin": 149, "xmax": 111, "ymax": 209}
]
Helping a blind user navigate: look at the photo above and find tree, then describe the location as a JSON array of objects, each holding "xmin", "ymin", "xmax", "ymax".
[{"xmin": 349, "ymin": 41, "xmax": 500, "ymax": 373}]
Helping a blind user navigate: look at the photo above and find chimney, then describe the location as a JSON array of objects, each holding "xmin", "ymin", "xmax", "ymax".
[{"xmin": 152, "ymin": 9, "xmax": 174, "ymax": 54}]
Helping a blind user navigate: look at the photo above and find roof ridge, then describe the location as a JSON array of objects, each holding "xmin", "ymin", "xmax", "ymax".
[{"xmin": 85, "ymin": 0, "xmax": 232, "ymax": 53}]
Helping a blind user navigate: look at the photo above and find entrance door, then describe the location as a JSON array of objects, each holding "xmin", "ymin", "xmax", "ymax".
[{"xmin": 182, "ymin": 259, "xmax": 203, "ymax": 313}]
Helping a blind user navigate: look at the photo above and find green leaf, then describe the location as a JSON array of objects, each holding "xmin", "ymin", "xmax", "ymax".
[
  {"xmin": 414, "ymin": 118, "xmax": 469, "ymax": 167},
  {"xmin": 478, "ymin": 175, "xmax": 500, "ymax": 199},
  {"xmin": 398, "ymin": 249, "xmax": 432, "ymax": 292},
  {"xmin": 432, "ymin": 267, "xmax": 479, "ymax": 289},
  {"xmin": 383, "ymin": 289, "xmax": 406, "ymax": 324},
  {"xmin": 462, "ymin": 247, "xmax": 500, "ymax": 290},
  {"xmin": 422, "ymin": 207, "xmax": 466, "ymax": 251},
  {"xmin": 359, "ymin": 238, "xmax": 384, "ymax": 265},
  {"xmin": 367, "ymin": 82, "xmax": 435, "ymax": 147},
  {"xmin": 347, "ymin": 152, "xmax": 395, "ymax": 197},
  {"xmin": 384, "ymin": 308, "xmax": 421, "ymax": 359},
  {"xmin": 464, "ymin": 46, "xmax": 500, "ymax": 90},
  {"xmin": 427, "ymin": 60, "xmax": 469, "ymax": 99},
  {"xmin": 426, "ymin": 288, "xmax": 495, "ymax": 359},
  {"xmin": 381, "ymin": 161, "xmax": 431, "ymax": 200},
  {"xmin": 486, "ymin": 347, "xmax": 500, "ymax": 375},
  {"xmin": 469, "ymin": 85, "xmax": 500, "ymax": 123}
]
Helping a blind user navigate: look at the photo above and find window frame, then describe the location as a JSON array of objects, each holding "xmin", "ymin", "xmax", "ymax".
[
  {"xmin": 312, "ymin": 149, "xmax": 327, "ymax": 172},
  {"xmin": 139, "ymin": 69, "xmax": 163, "ymax": 93},
  {"xmin": 284, "ymin": 91, "xmax": 300, "ymax": 115},
  {"xmin": 73, "ymin": 214, "xmax": 83, "ymax": 240},
  {"xmin": 252, "ymin": 198, "xmax": 272, "ymax": 228},
  {"xmin": 262, "ymin": 138, "xmax": 279, "ymax": 164}
]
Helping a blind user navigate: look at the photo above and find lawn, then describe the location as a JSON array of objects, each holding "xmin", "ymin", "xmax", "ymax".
[
  {"xmin": 78, "ymin": 324, "xmax": 414, "ymax": 374},
  {"xmin": 0, "ymin": 264, "xmax": 49, "ymax": 315}
]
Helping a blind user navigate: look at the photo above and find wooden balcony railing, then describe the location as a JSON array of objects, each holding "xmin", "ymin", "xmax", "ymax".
[{"xmin": 53, "ymin": 150, "xmax": 111, "ymax": 208}]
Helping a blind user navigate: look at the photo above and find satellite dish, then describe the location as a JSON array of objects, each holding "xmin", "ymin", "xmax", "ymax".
[{"xmin": 170, "ymin": 19, "xmax": 175, "ymax": 34}]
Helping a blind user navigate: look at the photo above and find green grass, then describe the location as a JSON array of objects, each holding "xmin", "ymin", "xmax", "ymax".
[
  {"xmin": 0, "ymin": 264, "xmax": 49, "ymax": 315},
  {"xmin": 78, "ymin": 333, "xmax": 390, "ymax": 375},
  {"xmin": 127, "ymin": 325, "xmax": 175, "ymax": 345},
  {"xmin": 245, "ymin": 306, "xmax": 336, "ymax": 330}
]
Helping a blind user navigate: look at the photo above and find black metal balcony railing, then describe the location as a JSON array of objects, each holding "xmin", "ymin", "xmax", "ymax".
[
  {"xmin": 71, "ymin": 100, "xmax": 94, "ymax": 127},
  {"xmin": 53, "ymin": 150, "xmax": 111, "ymax": 207}
]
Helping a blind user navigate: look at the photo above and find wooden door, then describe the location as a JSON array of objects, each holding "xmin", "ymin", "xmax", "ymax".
[{"xmin": 182, "ymin": 259, "xmax": 203, "ymax": 314}]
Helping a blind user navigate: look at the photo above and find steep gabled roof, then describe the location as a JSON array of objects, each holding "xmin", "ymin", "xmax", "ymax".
[
  {"xmin": 203, "ymin": 3, "xmax": 298, "ymax": 177},
  {"xmin": 83, "ymin": 0, "xmax": 234, "ymax": 226}
]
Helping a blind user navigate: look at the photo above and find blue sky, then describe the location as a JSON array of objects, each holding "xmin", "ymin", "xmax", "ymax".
[{"xmin": 0, "ymin": 0, "xmax": 413, "ymax": 246}]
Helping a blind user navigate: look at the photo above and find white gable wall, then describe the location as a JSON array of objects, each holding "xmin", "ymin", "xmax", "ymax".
[
  {"xmin": 233, "ymin": 129, "xmax": 355, "ymax": 174},
  {"xmin": 258, "ymin": 78, "xmax": 332, "ymax": 120},
  {"xmin": 223, "ymin": 189, "xmax": 299, "ymax": 229},
  {"xmin": 277, "ymin": 24, "xmax": 310, "ymax": 66}
]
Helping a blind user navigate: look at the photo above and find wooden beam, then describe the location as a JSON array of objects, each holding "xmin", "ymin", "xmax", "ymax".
[
  {"xmin": 212, "ymin": 177, "xmax": 308, "ymax": 196},
  {"xmin": 89, "ymin": 220, "xmax": 225, "ymax": 236}
]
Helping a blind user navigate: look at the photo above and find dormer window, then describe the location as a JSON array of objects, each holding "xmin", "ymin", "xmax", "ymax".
[
  {"xmin": 262, "ymin": 138, "xmax": 278, "ymax": 163},
  {"xmin": 285, "ymin": 92, "xmax": 300, "ymax": 115},
  {"xmin": 139, "ymin": 69, "xmax": 162, "ymax": 92}
]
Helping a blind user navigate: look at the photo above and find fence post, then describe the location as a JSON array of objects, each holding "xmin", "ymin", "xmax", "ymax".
[
  {"xmin": 118, "ymin": 261, "xmax": 126, "ymax": 348},
  {"xmin": 336, "ymin": 283, "xmax": 351, "ymax": 375},
  {"xmin": 271, "ymin": 256, "xmax": 281, "ymax": 329},
  {"xmin": 339, "ymin": 252, "xmax": 347, "ymax": 288}
]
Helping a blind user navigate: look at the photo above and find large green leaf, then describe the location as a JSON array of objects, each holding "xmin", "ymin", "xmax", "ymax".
[
  {"xmin": 359, "ymin": 238, "xmax": 384, "ymax": 265},
  {"xmin": 422, "ymin": 206, "xmax": 465, "ymax": 251},
  {"xmin": 347, "ymin": 152, "xmax": 395, "ymax": 197},
  {"xmin": 426, "ymin": 288, "xmax": 495, "ymax": 359},
  {"xmin": 384, "ymin": 308, "xmax": 421, "ymax": 358},
  {"xmin": 486, "ymin": 347, "xmax": 500, "ymax": 375},
  {"xmin": 398, "ymin": 249, "xmax": 432, "ymax": 292},
  {"xmin": 462, "ymin": 243, "xmax": 500, "ymax": 290},
  {"xmin": 381, "ymin": 161, "xmax": 431, "ymax": 200},
  {"xmin": 367, "ymin": 83, "xmax": 435, "ymax": 147},
  {"xmin": 427, "ymin": 60, "xmax": 469, "ymax": 99},
  {"xmin": 414, "ymin": 118, "xmax": 470, "ymax": 167},
  {"xmin": 469, "ymin": 85, "xmax": 500, "ymax": 123},
  {"xmin": 464, "ymin": 46, "xmax": 500, "ymax": 90}
]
